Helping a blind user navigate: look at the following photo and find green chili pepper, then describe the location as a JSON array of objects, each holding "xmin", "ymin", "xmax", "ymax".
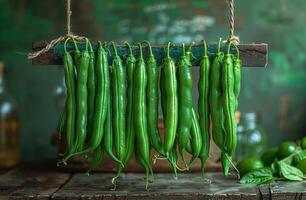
[
  {"xmin": 111, "ymin": 42, "xmax": 126, "ymax": 188},
  {"xmin": 210, "ymin": 38, "xmax": 225, "ymax": 148},
  {"xmin": 233, "ymin": 45, "xmax": 241, "ymax": 110},
  {"xmin": 133, "ymin": 43, "xmax": 153, "ymax": 190},
  {"xmin": 86, "ymin": 40, "xmax": 96, "ymax": 142},
  {"xmin": 209, "ymin": 39, "xmax": 231, "ymax": 175},
  {"xmin": 62, "ymin": 38, "xmax": 77, "ymax": 155},
  {"xmin": 177, "ymin": 43, "xmax": 193, "ymax": 167},
  {"xmin": 84, "ymin": 42, "xmax": 109, "ymax": 153},
  {"xmin": 143, "ymin": 41, "xmax": 164, "ymax": 156},
  {"xmin": 221, "ymin": 41, "xmax": 237, "ymax": 176},
  {"xmin": 198, "ymin": 40, "xmax": 211, "ymax": 175},
  {"xmin": 188, "ymin": 108, "xmax": 202, "ymax": 165},
  {"xmin": 74, "ymin": 39, "xmax": 90, "ymax": 152},
  {"xmin": 160, "ymin": 60, "xmax": 167, "ymax": 120},
  {"xmin": 186, "ymin": 140, "xmax": 192, "ymax": 154},
  {"xmin": 162, "ymin": 42, "xmax": 178, "ymax": 156},
  {"xmin": 103, "ymin": 68, "xmax": 123, "ymax": 167},
  {"xmin": 87, "ymin": 145, "xmax": 103, "ymax": 173},
  {"xmin": 57, "ymin": 108, "xmax": 67, "ymax": 140},
  {"xmin": 168, "ymin": 142, "xmax": 179, "ymax": 179},
  {"xmin": 123, "ymin": 42, "xmax": 136, "ymax": 165},
  {"xmin": 62, "ymin": 41, "xmax": 108, "ymax": 163}
]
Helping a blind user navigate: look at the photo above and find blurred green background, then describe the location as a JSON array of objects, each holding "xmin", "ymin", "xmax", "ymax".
[{"xmin": 0, "ymin": 0, "xmax": 305, "ymax": 161}]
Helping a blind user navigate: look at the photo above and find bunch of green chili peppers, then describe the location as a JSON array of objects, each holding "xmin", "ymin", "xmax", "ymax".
[{"xmin": 57, "ymin": 37, "xmax": 241, "ymax": 190}]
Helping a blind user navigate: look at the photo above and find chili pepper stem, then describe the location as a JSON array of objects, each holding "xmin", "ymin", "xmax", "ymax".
[
  {"xmin": 167, "ymin": 42, "xmax": 171, "ymax": 57},
  {"xmin": 72, "ymin": 38, "xmax": 80, "ymax": 53},
  {"xmin": 111, "ymin": 167, "xmax": 123, "ymax": 190},
  {"xmin": 138, "ymin": 43, "xmax": 143, "ymax": 58},
  {"xmin": 152, "ymin": 154, "xmax": 169, "ymax": 164},
  {"xmin": 217, "ymin": 38, "xmax": 222, "ymax": 54},
  {"xmin": 142, "ymin": 40, "xmax": 153, "ymax": 56},
  {"xmin": 124, "ymin": 42, "xmax": 133, "ymax": 55},
  {"xmin": 225, "ymin": 153, "xmax": 240, "ymax": 179},
  {"xmin": 111, "ymin": 42, "xmax": 118, "ymax": 56},
  {"xmin": 203, "ymin": 40, "xmax": 208, "ymax": 56},
  {"xmin": 227, "ymin": 41, "xmax": 234, "ymax": 55}
]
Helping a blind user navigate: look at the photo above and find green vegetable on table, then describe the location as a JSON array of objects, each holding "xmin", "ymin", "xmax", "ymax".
[
  {"xmin": 261, "ymin": 147, "xmax": 278, "ymax": 166},
  {"xmin": 240, "ymin": 137, "xmax": 306, "ymax": 185},
  {"xmin": 277, "ymin": 141, "xmax": 297, "ymax": 160},
  {"xmin": 237, "ymin": 157, "xmax": 264, "ymax": 177}
]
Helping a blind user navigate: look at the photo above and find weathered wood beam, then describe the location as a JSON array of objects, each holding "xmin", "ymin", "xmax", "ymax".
[{"xmin": 32, "ymin": 41, "xmax": 268, "ymax": 67}]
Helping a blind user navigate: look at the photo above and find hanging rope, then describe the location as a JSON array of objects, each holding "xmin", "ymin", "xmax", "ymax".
[
  {"xmin": 66, "ymin": 0, "xmax": 72, "ymax": 36},
  {"xmin": 226, "ymin": 0, "xmax": 240, "ymax": 44},
  {"xmin": 28, "ymin": 0, "xmax": 85, "ymax": 59}
]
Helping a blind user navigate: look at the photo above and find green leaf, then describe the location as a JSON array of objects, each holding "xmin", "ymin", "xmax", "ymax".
[
  {"xmin": 240, "ymin": 168, "xmax": 274, "ymax": 185},
  {"xmin": 279, "ymin": 154, "xmax": 294, "ymax": 165},
  {"xmin": 279, "ymin": 162, "xmax": 304, "ymax": 181}
]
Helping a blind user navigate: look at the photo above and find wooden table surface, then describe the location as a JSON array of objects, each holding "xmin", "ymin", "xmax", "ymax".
[{"xmin": 0, "ymin": 163, "xmax": 305, "ymax": 200}]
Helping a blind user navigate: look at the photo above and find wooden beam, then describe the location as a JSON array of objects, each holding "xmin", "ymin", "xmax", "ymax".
[{"xmin": 32, "ymin": 41, "xmax": 268, "ymax": 67}]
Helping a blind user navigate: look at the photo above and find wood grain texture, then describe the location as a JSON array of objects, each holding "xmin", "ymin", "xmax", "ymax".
[
  {"xmin": 0, "ymin": 164, "xmax": 71, "ymax": 200},
  {"xmin": 1, "ymin": 165, "xmax": 305, "ymax": 200},
  {"xmin": 32, "ymin": 41, "xmax": 268, "ymax": 67},
  {"xmin": 269, "ymin": 181, "xmax": 306, "ymax": 200},
  {"xmin": 52, "ymin": 173, "xmax": 260, "ymax": 200}
]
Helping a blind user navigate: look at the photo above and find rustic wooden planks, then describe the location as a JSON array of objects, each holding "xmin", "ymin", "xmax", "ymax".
[
  {"xmin": 32, "ymin": 41, "xmax": 268, "ymax": 67},
  {"xmin": 52, "ymin": 173, "xmax": 259, "ymax": 200},
  {"xmin": 0, "ymin": 164, "xmax": 71, "ymax": 200},
  {"xmin": 269, "ymin": 181, "xmax": 306, "ymax": 200},
  {"xmin": 1, "ymin": 165, "xmax": 305, "ymax": 199}
]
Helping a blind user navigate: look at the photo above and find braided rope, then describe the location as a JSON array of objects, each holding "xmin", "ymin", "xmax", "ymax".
[
  {"xmin": 28, "ymin": 0, "xmax": 86, "ymax": 59},
  {"xmin": 226, "ymin": 0, "xmax": 240, "ymax": 44}
]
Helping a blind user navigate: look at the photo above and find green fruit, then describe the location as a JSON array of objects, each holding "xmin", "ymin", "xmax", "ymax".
[
  {"xmin": 296, "ymin": 158, "xmax": 306, "ymax": 174},
  {"xmin": 261, "ymin": 147, "xmax": 278, "ymax": 166},
  {"xmin": 301, "ymin": 137, "xmax": 306, "ymax": 150},
  {"xmin": 277, "ymin": 141, "xmax": 297, "ymax": 160},
  {"xmin": 237, "ymin": 158, "xmax": 264, "ymax": 177}
]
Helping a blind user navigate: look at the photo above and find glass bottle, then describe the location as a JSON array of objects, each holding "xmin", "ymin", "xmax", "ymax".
[
  {"xmin": 0, "ymin": 62, "xmax": 20, "ymax": 168},
  {"xmin": 236, "ymin": 112, "xmax": 267, "ymax": 162},
  {"xmin": 52, "ymin": 70, "xmax": 66, "ymax": 152}
]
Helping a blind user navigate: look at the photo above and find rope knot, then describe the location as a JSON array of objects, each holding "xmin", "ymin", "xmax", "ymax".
[{"xmin": 226, "ymin": 35, "xmax": 240, "ymax": 45}]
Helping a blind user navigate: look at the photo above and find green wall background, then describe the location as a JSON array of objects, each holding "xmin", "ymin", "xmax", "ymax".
[{"xmin": 0, "ymin": 0, "xmax": 305, "ymax": 161}]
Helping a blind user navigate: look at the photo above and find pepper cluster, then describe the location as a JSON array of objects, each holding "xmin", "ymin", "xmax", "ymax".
[{"xmin": 57, "ymin": 37, "xmax": 241, "ymax": 189}]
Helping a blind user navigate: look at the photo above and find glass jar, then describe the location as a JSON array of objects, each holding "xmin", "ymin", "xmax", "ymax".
[
  {"xmin": 236, "ymin": 112, "xmax": 267, "ymax": 162},
  {"xmin": 0, "ymin": 62, "xmax": 20, "ymax": 168},
  {"xmin": 53, "ymin": 69, "xmax": 66, "ymax": 111}
]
